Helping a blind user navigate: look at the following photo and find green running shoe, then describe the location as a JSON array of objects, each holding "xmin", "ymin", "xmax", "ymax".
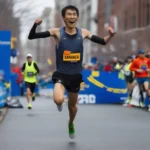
[
  {"xmin": 68, "ymin": 123, "xmax": 75, "ymax": 139},
  {"xmin": 28, "ymin": 103, "xmax": 32, "ymax": 110}
]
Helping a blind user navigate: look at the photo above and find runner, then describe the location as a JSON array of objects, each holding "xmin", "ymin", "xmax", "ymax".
[
  {"xmin": 22, "ymin": 53, "xmax": 40, "ymax": 109},
  {"xmin": 130, "ymin": 49, "xmax": 150, "ymax": 111},
  {"xmin": 123, "ymin": 56, "xmax": 136, "ymax": 105},
  {"xmin": 28, "ymin": 5, "xmax": 115, "ymax": 138}
]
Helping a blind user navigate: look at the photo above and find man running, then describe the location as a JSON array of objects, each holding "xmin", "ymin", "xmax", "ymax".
[
  {"xmin": 130, "ymin": 49, "xmax": 150, "ymax": 111},
  {"xmin": 123, "ymin": 56, "xmax": 136, "ymax": 105},
  {"xmin": 28, "ymin": 5, "xmax": 115, "ymax": 138},
  {"xmin": 22, "ymin": 53, "xmax": 40, "ymax": 109}
]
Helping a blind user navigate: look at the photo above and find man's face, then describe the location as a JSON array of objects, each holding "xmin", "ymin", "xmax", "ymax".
[
  {"xmin": 127, "ymin": 58, "xmax": 132, "ymax": 63},
  {"xmin": 139, "ymin": 53, "xmax": 145, "ymax": 58},
  {"xmin": 27, "ymin": 57, "xmax": 32, "ymax": 63},
  {"xmin": 63, "ymin": 9, "xmax": 78, "ymax": 28}
]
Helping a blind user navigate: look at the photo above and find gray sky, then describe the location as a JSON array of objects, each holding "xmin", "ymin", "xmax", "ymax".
[{"xmin": 13, "ymin": 0, "xmax": 55, "ymax": 45}]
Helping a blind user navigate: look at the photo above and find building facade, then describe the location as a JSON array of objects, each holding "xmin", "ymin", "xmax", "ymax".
[{"xmin": 97, "ymin": 0, "xmax": 150, "ymax": 59}]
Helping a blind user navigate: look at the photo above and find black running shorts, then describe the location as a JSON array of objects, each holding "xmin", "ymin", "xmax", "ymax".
[
  {"xmin": 52, "ymin": 71, "xmax": 83, "ymax": 93},
  {"xmin": 25, "ymin": 82, "xmax": 36, "ymax": 93},
  {"xmin": 125, "ymin": 76, "xmax": 135, "ymax": 83}
]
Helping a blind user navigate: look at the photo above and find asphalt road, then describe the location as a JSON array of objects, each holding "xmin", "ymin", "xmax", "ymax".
[{"xmin": 0, "ymin": 96, "xmax": 150, "ymax": 150}]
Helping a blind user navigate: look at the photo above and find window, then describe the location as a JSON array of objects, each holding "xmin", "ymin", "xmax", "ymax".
[
  {"xmin": 124, "ymin": 10, "xmax": 128, "ymax": 30},
  {"xmin": 146, "ymin": 1, "xmax": 150, "ymax": 25},
  {"xmin": 131, "ymin": 16, "xmax": 136, "ymax": 28},
  {"xmin": 138, "ymin": 0, "xmax": 142, "ymax": 27},
  {"xmin": 86, "ymin": 5, "xmax": 91, "ymax": 30}
]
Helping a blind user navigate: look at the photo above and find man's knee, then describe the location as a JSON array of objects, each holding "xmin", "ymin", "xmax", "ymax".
[
  {"xmin": 26, "ymin": 89, "xmax": 31, "ymax": 96},
  {"xmin": 145, "ymin": 89, "xmax": 149, "ymax": 93},
  {"xmin": 53, "ymin": 95, "xmax": 64, "ymax": 105},
  {"xmin": 53, "ymin": 83, "xmax": 65, "ymax": 105},
  {"xmin": 68, "ymin": 101, "xmax": 77, "ymax": 110}
]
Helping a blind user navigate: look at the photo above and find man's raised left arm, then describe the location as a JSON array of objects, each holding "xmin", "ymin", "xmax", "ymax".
[{"xmin": 82, "ymin": 27, "xmax": 116, "ymax": 45}]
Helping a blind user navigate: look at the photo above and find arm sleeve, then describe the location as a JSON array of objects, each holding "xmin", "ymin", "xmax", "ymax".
[
  {"xmin": 28, "ymin": 24, "xmax": 50, "ymax": 40},
  {"xmin": 34, "ymin": 63, "xmax": 40, "ymax": 74},
  {"xmin": 21, "ymin": 63, "xmax": 25, "ymax": 72},
  {"xmin": 90, "ymin": 35, "xmax": 106, "ymax": 45}
]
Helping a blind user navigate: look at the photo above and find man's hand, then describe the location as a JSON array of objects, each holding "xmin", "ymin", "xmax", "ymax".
[
  {"xmin": 136, "ymin": 69, "xmax": 143, "ymax": 73},
  {"xmin": 107, "ymin": 27, "xmax": 116, "ymax": 37},
  {"xmin": 146, "ymin": 69, "xmax": 150, "ymax": 72},
  {"xmin": 35, "ymin": 18, "xmax": 42, "ymax": 25}
]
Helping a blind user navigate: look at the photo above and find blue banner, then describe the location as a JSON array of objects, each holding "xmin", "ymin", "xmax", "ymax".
[
  {"xmin": 11, "ymin": 72, "xmax": 21, "ymax": 96},
  {"xmin": 0, "ymin": 81, "xmax": 6, "ymax": 108},
  {"xmin": 0, "ymin": 31, "xmax": 11, "ymax": 82},
  {"xmin": 78, "ymin": 70, "xmax": 128, "ymax": 104}
]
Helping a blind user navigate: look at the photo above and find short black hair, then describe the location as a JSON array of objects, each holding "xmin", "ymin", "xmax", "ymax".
[{"xmin": 61, "ymin": 5, "xmax": 79, "ymax": 17}]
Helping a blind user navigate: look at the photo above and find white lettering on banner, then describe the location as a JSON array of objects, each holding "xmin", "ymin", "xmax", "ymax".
[
  {"xmin": 0, "ymin": 41, "xmax": 10, "ymax": 45},
  {"xmin": 78, "ymin": 94, "xmax": 96, "ymax": 104},
  {"xmin": 120, "ymin": 97, "xmax": 127, "ymax": 100}
]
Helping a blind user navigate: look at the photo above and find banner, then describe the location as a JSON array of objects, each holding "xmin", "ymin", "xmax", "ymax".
[
  {"xmin": 0, "ymin": 81, "xmax": 6, "ymax": 108},
  {"xmin": 78, "ymin": 70, "xmax": 128, "ymax": 104},
  {"xmin": 0, "ymin": 31, "xmax": 11, "ymax": 107},
  {"xmin": 0, "ymin": 31, "xmax": 11, "ymax": 82},
  {"xmin": 11, "ymin": 72, "xmax": 21, "ymax": 96}
]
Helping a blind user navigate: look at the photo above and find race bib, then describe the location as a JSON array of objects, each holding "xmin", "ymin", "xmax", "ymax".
[
  {"xmin": 140, "ymin": 64, "xmax": 148, "ymax": 70},
  {"xmin": 63, "ymin": 50, "xmax": 80, "ymax": 62},
  {"xmin": 27, "ymin": 72, "xmax": 34, "ymax": 77}
]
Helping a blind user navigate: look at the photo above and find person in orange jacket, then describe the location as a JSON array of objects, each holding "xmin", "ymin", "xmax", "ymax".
[{"xmin": 130, "ymin": 49, "xmax": 150, "ymax": 111}]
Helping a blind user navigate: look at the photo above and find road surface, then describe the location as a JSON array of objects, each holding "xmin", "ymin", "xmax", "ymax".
[{"xmin": 0, "ymin": 96, "xmax": 150, "ymax": 150}]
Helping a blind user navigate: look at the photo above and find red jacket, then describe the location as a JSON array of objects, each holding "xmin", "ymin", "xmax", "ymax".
[
  {"xmin": 130, "ymin": 57, "xmax": 150, "ymax": 77},
  {"xmin": 11, "ymin": 67, "xmax": 23, "ymax": 84},
  {"xmin": 104, "ymin": 64, "xmax": 112, "ymax": 72}
]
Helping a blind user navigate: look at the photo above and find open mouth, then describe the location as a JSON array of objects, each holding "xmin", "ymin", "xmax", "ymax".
[{"xmin": 69, "ymin": 21, "xmax": 75, "ymax": 24}]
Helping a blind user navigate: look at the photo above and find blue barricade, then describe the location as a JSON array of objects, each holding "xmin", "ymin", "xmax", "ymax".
[
  {"xmin": 0, "ymin": 31, "xmax": 11, "ymax": 82},
  {"xmin": 78, "ymin": 70, "xmax": 128, "ymax": 104},
  {"xmin": 11, "ymin": 72, "xmax": 21, "ymax": 96},
  {"xmin": 0, "ymin": 81, "xmax": 6, "ymax": 108}
]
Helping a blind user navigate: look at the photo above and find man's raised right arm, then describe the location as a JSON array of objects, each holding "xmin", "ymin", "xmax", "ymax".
[{"xmin": 28, "ymin": 18, "xmax": 56, "ymax": 40}]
